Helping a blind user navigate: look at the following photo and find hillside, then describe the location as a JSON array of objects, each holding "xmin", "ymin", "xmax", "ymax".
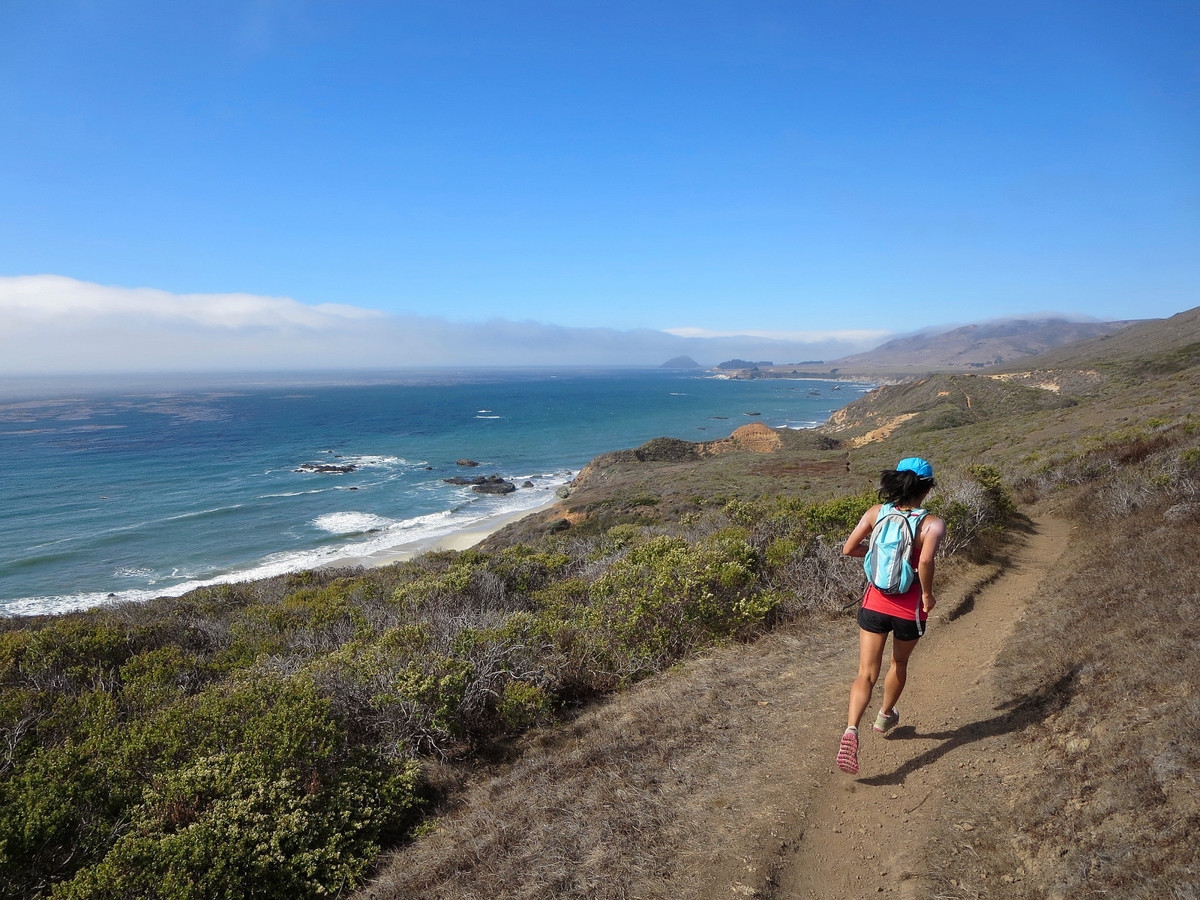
[
  {"xmin": 985, "ymin": 304, "xmax": 1200, "ymax": 386},
  {"xmin": 3, "ymin": 307, "xmax": 1200, "ymax": 899},
  {"xmin": 719, "ymin": 317, "xmax": 1135, "ymax": 379},
  {"xmin": 825, "ymin": 316, "xmax": 1134, "ymax": 374},
  {"xmin": 815, "ymin": 306, "xmax": 1200, "ymax": 479},
  {"xmin": 379, "ymin": 305, "xmax": 1200, "ymax": 898}
]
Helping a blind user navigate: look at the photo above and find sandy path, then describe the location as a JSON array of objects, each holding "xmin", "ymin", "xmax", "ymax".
[{"xmin": 764, "ymin": 514, "xmax": 1071, "ymax": 899}]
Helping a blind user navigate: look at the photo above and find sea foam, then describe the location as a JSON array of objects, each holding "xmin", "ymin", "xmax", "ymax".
[{"xmin": 312, "ymin": 512, "xmax": 394, "ymax": 534}]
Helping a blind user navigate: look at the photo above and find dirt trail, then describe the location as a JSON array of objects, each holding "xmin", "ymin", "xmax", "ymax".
[
  {"xmin": 709, "ymin": 514, "xmax": 1071, "ymax": 899},
  {"xmin": 360, "ymin": 515, "xmax": 1072, "ymax": 900}
]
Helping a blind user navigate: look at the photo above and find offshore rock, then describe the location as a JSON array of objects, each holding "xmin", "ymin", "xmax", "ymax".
[
  {"xmin": 296, "ymin": 463, "xmax": 357, "ymax": 474},
  {"xmin": 443, "ymin": 473, "xmax": 517, "ymax": 493},
  {"xmin": 456, "ymin": 459, "xmax": 481, "ymax": 467},
  {"xmin": 472, "ymin": 475, "xmax": 517, "ymax": 494}
]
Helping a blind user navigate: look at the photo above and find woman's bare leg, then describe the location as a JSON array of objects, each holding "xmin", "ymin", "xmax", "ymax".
[
  {"xmin": 879, "ymin": 637, "xmax": 919, "ymax": 717},
  {"xmin": 847, "ymin": 629, "xmax": 889, "ymax": 730}
]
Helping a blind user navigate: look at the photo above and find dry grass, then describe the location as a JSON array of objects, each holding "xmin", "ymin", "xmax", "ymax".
[
  {"xmin": 925, "ymin": 481, "xmax": 1200, "ymax": 898},
  {"xmin": 353, "ymin": 624, "xmax": 850, "ymax": 900}
]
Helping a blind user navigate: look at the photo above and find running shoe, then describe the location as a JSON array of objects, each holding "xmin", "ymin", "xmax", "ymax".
[
  {"xmin": 836, "ymin": 727, "xmax": 859, "ymax": 774},
  {"xmin": 873, "ymin": 708, "xmax": 900, "ymax": 734}
]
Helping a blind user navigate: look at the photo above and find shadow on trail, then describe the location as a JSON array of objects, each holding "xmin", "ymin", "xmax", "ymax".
[
  {"xmin": 944, "ymin": 512, "xmax": 1038, "ymax": 624},
  {"xmin": 857, "ymin": 666, "xmax": 1078, "ymax": 787}
]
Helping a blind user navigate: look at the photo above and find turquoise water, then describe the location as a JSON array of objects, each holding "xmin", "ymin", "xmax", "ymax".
[{"xmin": 0, "ymin": 368, "xmax": 870, "ymax": 615}]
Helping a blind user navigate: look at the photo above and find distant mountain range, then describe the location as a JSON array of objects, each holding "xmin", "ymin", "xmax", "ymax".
[
  {"xmin": 716, "ymin": 317, "xmax": 1140, "ymax": 378},
  {"xmin": 818, "ymin": 305, "xmax": 1200, "ymax": 450},
  {"xmin": 826, "ymin": 318, "xmax": 1137, "ymax": 374}
]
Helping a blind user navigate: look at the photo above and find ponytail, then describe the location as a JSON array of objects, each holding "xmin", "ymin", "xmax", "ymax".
[{"xmin": 878, "ymin": 469, "xmax": 935, "ymax": 505}]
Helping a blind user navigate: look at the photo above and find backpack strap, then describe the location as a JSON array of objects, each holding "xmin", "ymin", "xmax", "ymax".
[
  {"xmin": 906, "ymin": 506, "xmax": 928, "ymax": 636},
  {"xmin": 907, "ymin": 508, "xmax": 928, "ymax": 546}
]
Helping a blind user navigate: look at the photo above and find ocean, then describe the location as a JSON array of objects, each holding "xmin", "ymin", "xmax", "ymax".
[{"xmin": 0, "ymin": 368, "xmax": 870, "ymax": 617}]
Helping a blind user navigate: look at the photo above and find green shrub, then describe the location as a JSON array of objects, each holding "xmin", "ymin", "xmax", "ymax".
[
  {"xmin": 48, "ymin": 676, "xmax": 419, "ymax": 900},
  {"xmin": 118, "ymin": 648, "xmax": 205, "ymax": 715},
  {"xmin": 930, "ymin": 465, "xmax": 1015, "ymax": 558},
  {"xmin": 799, "ymin": 491, "xmax": 875, "ymax": 537},
  {"xmin": 0, "ymin": 742, "xmax": 124, "ymax": 899},
  {"xmin": 605, "ymin": 523, "xmax": 647, "ymax": 549},
  {"xmin": 722, "ymin": 498, "xmax": 763, "ymax": 528},
  {"xmin": 54, "ymin": 752, "xmax": 419, "ymax": 900},
  {"xmin": 498, "ymin": 680, "xmax": 553, "ymax": 731},
  {"xmin": 491, "ymin": 545, "xmax": 571, "ymax": 594},
  {"xmin": 587, "ymin": 533, "xmax": 770, "ymax": 673},
  {"xmin": 765, "ymin": 537, "xmax": 801, "ymax": 569}
]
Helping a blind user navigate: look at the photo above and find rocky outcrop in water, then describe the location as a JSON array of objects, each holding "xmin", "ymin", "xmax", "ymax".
[
  {"xmin": 471, "ymin": 475, "xmax": 517, "ymax": 494},
  {"xmin": 296, "ymin": 463, "xmax": 357, "ymax": 474},
  {"xmin": 443, "ymin": 473, "xmax": 517, "ymax": 494}
]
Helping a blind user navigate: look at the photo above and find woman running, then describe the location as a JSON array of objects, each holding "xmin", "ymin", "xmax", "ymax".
[{"xmin": 836, "ymin": 457, "xmax": 945, "ymax": 775}]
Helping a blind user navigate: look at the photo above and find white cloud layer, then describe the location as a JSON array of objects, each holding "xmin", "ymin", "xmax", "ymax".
[
  {"xmin": 0, "ymin": 275, "xmax": 887, "ymax": 374},
  {"xmin": 664, "ymin": 326, "xmax": 889, "ymax": 343}
]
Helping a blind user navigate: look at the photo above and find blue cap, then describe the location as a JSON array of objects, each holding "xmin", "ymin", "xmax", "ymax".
[{"xmin": 896, "ymin": 457, "xmax": 934, "ymax": 479}]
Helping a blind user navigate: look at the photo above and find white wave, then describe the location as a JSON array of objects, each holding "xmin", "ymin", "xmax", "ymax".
[
  {"xmin": 308, "ymin": 452, "xmax": 406, "ymax": 469},
  {"xmin": 352, "ymin": 455, "xmax": 407, "ymax": 468},
  {"xmin": 164, "ymin": 504, "xmax": 244, "ymax": 522},
  {"xmin": 475, "ymin": 415, "xmax": 501, "ymax": 419},
  {"xmin": 3, "ymin": 473, "xmax": 576, "ymax": 619},
  {"xmin": 311, "ymin": 512, "xmax": 394, "ymax": 534},
  {"xmin": 114, "ymin": 566, "xmax": 154, "ymax": 578}
]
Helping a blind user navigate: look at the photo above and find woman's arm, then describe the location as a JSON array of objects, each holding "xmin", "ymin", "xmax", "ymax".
[
  {"xmin": 842, "ymin": 504, "xmax": 882, "ymax": 558},
  {"xmin": 916, "ymin": 515, "xmax": 946, "ymax": 611}
]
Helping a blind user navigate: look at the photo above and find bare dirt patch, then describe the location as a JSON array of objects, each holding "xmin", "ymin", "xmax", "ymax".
[{"xmin": 701, "ymin": 422, "xmax": 785, "ymax": 455}]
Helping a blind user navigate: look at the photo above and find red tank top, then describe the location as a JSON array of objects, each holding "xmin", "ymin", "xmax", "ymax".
[{"xmin": 862, "ymin": 580, "xmax": 926, "ymax": 620}]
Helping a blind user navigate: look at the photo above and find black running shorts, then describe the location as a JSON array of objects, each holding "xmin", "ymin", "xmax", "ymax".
[{"xmin": 858, "ymin": 605, "xmax": 923, "ymax": 642}]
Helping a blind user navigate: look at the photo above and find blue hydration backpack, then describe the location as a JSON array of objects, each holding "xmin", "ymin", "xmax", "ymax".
[{"xmin": 863, "ymin": 503, "xmax": 927, "ymax": 595}]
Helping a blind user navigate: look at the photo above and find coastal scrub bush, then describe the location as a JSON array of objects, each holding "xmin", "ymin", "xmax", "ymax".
[
  {"xmin": 0, "ymin": 739, "xmax": 126, "ymax": 899},
  {"xmin": 928, "ymin": 464, "xmax": 1015, "ymax": 559},
  {"xmin": 0, "ymin": 616, "xmax": 424, "ymax": 900},
  {"xmin": 798, "ymin": 491, "xmax": 876, "ymax": 537},
  {"xmin": 700, "ymin": 493, "xmax": 875, "ymax": 619},
  {"xmin": 490, "ymin": 545, "xmax": 571, "ymax": 595},
  {"xmin": 117, "ymin": 647, "xmax": 210, "ymax": 715},
  {"xmin": 585, "ymin": 533, "xmax": 771, "ymax": 677},
  {"xmin": 762, "ymin": 534, "xmax": 863, "ymax": 617},
  {"xmin": 497, "ymin": 679, "xmax": 553, "ymax": 731},
  {"xmin": 721, "ymin": 492, "xmax": 873, "ymax": 546},
  {"xmin": 46, "ymin": 675, "xmax": 420, "ymax": 900}
]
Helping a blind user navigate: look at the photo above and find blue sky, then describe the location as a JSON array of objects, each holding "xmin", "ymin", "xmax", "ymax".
[{"xmin": 1, "ymin": 1, "xmax": 1197, "ymax": 372}]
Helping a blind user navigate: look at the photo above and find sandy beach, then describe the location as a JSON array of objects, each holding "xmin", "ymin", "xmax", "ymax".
[{"xmin": 324, "ymin": 493, "xmax": 563, "ymax": 570}]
